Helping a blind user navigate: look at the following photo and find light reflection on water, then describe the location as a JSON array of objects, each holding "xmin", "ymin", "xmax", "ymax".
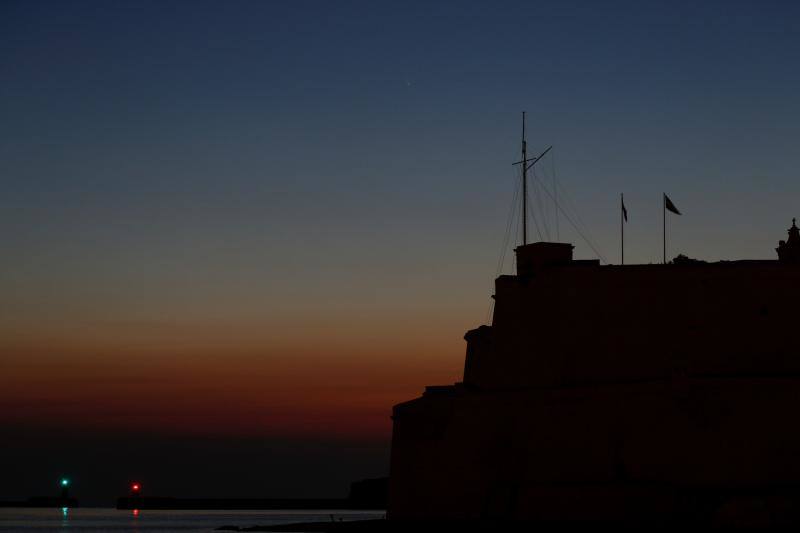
[{"xmin": 0, "ymin": 507, "xmax": 385, "ymax": 532}]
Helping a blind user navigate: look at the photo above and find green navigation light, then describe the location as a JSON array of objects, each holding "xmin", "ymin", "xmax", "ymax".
[{"xmin": 60, "ymin": 478, "xmax": 70, "ymax": 487}]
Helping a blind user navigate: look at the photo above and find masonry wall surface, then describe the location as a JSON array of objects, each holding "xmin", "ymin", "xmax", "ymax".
[{"xmin": 389, "ymin": 260, "xmax": 800, "ymax": 523}]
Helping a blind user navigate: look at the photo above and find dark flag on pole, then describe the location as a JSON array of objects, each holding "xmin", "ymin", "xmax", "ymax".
[
  {"xmin": 663, "ymin": 193, "xmax": 681, "ymax": 264},
  {"xmin": 620, "ymin": 193, "xmax": 627, "ymax": 265},
  {"xmin": 664, "ymin": 194, "xmax": 681, "ymax": 215}
]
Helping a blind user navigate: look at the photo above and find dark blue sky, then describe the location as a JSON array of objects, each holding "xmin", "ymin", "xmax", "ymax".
[
  {"xmin": 3, "ymin": 0, "xmax": 800, "ymax": 501},
  {"xmin": 3, "ymin": 1, "xmax": 800, "ymax": 271}
]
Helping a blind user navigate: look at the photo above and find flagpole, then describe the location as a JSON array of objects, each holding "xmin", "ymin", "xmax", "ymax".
[
  {"xmin": 620, "ymin": 193, "xmax": 624, "ymax": 265},
  {"xmin": 663, "ymin": 193, "xmax": 666, "ymax": 264}
]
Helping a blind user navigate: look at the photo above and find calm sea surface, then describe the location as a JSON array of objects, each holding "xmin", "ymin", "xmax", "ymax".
[{"xmin": 0, "ymin": 508, "xmax": 385, "ymax": 532}]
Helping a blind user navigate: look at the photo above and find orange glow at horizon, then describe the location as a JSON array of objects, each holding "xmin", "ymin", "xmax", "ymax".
[{"xmin": 0, "ymin": 323, "xmax": 467, "ymax": 441}]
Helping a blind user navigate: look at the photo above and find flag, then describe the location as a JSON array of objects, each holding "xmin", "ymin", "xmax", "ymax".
[
  {"xmin": 622, "ymin": 197, "xmax": 628, "ymax": 222},
  {"xmin": 664, "ymin": 194, "xmax": 681, "ymax": 215}
]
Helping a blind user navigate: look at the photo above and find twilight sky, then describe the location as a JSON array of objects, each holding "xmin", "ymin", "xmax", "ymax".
[{"xmin": 3, "ymin": 0, "xmax": 800, "ymax": 503}]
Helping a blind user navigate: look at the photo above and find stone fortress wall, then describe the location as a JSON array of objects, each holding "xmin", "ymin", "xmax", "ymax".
[{"xmin": 389, "ymin": 223, "xmax": 800, "ymax": 523}]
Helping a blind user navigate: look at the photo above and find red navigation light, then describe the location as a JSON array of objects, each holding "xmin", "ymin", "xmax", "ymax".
[{"xmin": 131, "ymin": 482, "xmax": 141, "ymax": 493}]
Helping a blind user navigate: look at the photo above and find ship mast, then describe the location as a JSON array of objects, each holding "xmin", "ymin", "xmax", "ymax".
[
  {"xmin": 522, "ymin": 112, "xmax": 528, "ymax": 245},
  {"xmin": 513, "ymin": 111, "xmax": 552, "ymax": 246}
]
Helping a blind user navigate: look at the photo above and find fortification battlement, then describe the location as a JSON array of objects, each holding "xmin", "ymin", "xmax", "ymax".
[{"xmin": 462, "ymin": 221, "xmax": 800, "ymax": 390}]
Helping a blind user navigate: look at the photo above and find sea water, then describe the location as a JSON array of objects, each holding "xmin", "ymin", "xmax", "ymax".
[{"xmin": 0, "ymin": 508, "xmax": 385, "ymax": 532}]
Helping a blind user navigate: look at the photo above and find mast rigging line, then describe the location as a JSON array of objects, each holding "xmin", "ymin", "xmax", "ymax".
[
  {"xmin": 529, "ymin": 167, "xmax": 608, "ymax": 264},
  {"xmin": 536, "ymin": 156, "xmax": 606, "ymax": 263},
  {"xmin": 553, "ymin": 177, "xmax": 603, "ymax": 259},
  {"xmin": 552, "ymin": 150, "xmax": 559, "ymax": 241},
  {"xmin": 488, "ymin": 168, "xmax": 523, "ymax": 324},
  {"xmin": 529, "ymin": 180, "xmax": 548, "ymax": 241},
  {"xmin": 494, "ymin": 172, "xmax": 521, "ymax": 278},
  {"xmin": 531, "ymin": 167, "xmax": 551, "ymax": 241},
  {"xmin": 526, "ymin": 178, "xmax": 546, "ymax": 242}
]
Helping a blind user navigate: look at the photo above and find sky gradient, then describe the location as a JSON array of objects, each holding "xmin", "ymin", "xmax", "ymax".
[{"xmin": 3, "ymin": 0, "xmax": 800, "ymax": 503}]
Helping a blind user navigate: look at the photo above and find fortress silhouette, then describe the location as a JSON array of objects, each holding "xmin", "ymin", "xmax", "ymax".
[{"xmin": 388, "ymin": 221, "xmax": 800, "ymax": 525}]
